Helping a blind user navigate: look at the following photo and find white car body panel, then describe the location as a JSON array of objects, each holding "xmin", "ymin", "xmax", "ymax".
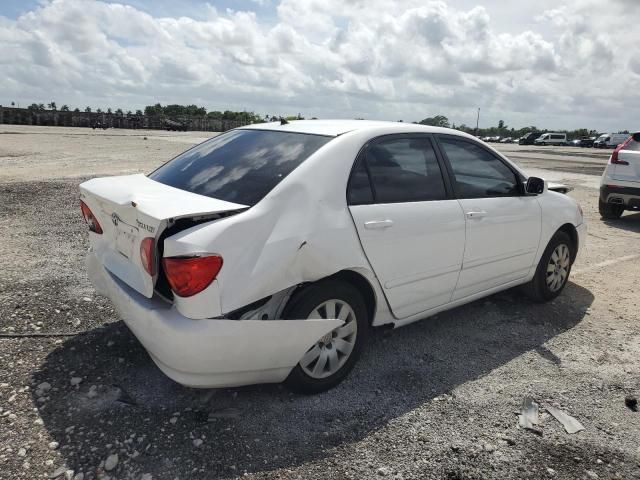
[
  {"xmin": 87, "ymin": 254, "xmax": 342, "ymax": 387},
  {"xmin": 453, "ymin": 196, "xmax": 541, "ymax": 300},
  {"xmin": 80, "ymin": 174, "xmax": 247, "ymax": 298},
  {"xmin": 350, "ymin": 200, "xmax": 466, "ymax": 319},
  {"xmin": 81, "ymin": 120, "xmax": 586, "ymax": 388}
]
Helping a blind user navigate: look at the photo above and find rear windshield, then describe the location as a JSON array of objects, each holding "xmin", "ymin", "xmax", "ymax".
[{"xmin": 149, "ymin": 129, "xmax": 332, "ymax": 206}]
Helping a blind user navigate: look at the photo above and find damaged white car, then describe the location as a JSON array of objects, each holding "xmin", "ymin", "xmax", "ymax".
[{"xmin": 81, "ymin": 120, "xmax": 585, "ymax": 393}]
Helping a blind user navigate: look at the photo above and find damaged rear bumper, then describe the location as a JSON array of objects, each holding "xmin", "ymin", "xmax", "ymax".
[{"xmin": 86, "ymin": 252, "xmax": 342, "ymax": 388}]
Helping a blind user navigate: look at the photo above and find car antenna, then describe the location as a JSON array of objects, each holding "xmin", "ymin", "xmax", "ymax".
[{"xmin": 280, "ymin": 117, "xmax": 289, "ymax": 125}]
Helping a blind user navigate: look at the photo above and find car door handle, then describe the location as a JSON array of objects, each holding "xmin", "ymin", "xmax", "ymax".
[
  {"xmin": 364, "ymin": 220, "xmax": 394, "ymax": 230},
  {"xmin": 465, "ymin": 211, "xmax": 487, "ymax": 219}
]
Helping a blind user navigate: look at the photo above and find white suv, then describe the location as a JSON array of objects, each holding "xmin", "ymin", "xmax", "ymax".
[{"xmin": 599, "ymin": 132, "xmax": 640, "ymax": 219}]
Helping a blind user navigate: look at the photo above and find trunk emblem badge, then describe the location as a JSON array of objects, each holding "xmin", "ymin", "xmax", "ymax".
[{"xmin": 111, "ymin": 213, "xmax": 120, "ymax": 226}]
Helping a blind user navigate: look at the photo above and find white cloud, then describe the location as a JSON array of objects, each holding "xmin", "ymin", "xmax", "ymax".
[{"xmin": 0, "ymin": 0, "xmax": 636, "ymax": 131}]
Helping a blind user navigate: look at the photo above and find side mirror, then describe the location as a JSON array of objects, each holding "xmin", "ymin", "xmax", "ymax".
[
  {"xmin": 525, "ymin": 176, "xmax": 545, "ymax": 195},
  {"xmin": 633, "ymin": 132, "xmax": 640, "ymax": 142}
]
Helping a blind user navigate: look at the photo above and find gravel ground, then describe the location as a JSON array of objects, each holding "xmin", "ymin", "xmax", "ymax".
[{"xmin": 1, "ymin": 126, "xmax": 639, "ymax": 480}]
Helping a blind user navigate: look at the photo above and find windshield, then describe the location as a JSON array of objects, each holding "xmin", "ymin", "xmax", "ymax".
[{"xmin": 149, "ymin": 129, "xmax": 332, "ymax": 206}]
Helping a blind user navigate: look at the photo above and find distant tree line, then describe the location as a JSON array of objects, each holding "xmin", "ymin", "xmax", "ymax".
[{"xmin": 416, "ymin": 115, "xmax": 628, "ymax": 138}]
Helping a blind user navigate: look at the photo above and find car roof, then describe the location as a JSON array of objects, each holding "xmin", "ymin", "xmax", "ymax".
[{"xmin": 239, "ymin": 119, "xmax": 455, "ymax": 137}]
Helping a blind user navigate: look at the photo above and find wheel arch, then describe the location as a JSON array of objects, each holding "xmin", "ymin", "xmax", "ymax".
[
  {"xmin": 287, "ymin": 269, "xmax": 378, "ymax": 326},
  {"xmin": 556, "ymin": 223, "xmax": 578, "ymax": 261}
]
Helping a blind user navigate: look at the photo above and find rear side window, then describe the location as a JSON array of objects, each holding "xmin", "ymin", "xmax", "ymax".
[
  {"xmin": 349, "ymin": 137, "xmax": 447, "ymax": 204},
  {"xmin": 623, "ymin": 138, "xmax": 640, "ymax": 151},
  {"xmin": 348, "ymin": 158, "xmax": 374, "ymax": 205},
  {"xmin": 149, "ymin": 130, "xmax": 331, "ymax": 206},
  {"xmin": 438, "ymin": 137, "xmax": 520, "ymax": 198}
]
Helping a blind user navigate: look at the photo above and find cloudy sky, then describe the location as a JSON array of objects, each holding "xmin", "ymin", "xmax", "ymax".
[{"xmin": 0, "ymin": 0, "xmax": 637, "ymax": 131}]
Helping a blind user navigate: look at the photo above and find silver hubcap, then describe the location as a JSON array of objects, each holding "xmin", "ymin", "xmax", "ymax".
[
  {"xmin": 299, "ymin": 299, "xmax": 357, "ymax": 379},
  {"xmin": 546, "ymin": 243, "xmax": 570, "ymax": 292}
]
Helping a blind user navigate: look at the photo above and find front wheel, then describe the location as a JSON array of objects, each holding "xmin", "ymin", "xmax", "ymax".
[
  {"xmin": 283, "ymin": 280, "xmax": 368, "ymax": 393},
  {"xmin": 599, "ymin": 199, "xmax": 624, "ymax": 219},
  {"xmin": 522, "ymin": 231, "xmax": 574, "ymax": 302}
]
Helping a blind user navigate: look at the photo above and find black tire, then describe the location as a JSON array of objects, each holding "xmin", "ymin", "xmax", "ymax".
[
  {"xmin": 599, "ymin": 199, "xmax": 624, "ymax": 220},
  {"xmin": 521, "ymin": 231, "xmax": 574, "ymax": 302},
  {"xmin": 283, "ymin": 279, "xmax": 368, "ymax": 394}
]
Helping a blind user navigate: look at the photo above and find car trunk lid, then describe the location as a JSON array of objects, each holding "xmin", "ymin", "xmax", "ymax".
[{"xmin": 79, "ymin": 174, "xmax": 248, "ymax": 298}]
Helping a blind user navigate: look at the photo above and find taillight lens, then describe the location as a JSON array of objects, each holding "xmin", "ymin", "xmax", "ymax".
[
  {"xmin": 140, "ymin": 238, "xmax": 156, "ymax": 276},
  {"xmin": 610, "ymin": 137, "xmax": 632, "ymax": 165},
  {"xmin": 80, "ymin": 200, "xmax": 103, "ymax": 234},
  {"xmin": 162, "ymin": 255, "xmax": 223, "ymax": 298}
]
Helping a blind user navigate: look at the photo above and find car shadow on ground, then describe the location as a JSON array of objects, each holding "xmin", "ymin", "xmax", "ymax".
[
  {"xmin": 33, "ymin": 283, "xmax": 594, "ymax": 479},
  {"xmin": 603, "ymin": 211, "xmax": 640, "ymax": 233}
]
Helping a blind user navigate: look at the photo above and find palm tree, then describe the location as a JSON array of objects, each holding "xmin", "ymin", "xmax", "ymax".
[
  {"xmin": 85, "ymin": 107, "xmax": 92, "ymax": 113},
  {"xmin": 96, "ymin": 108, "xmax": 102, "ymax": 114},
  {"xmin": 60, "ymin": 105, "xmax": 70, "ymax": 112},
  {"xmin": 48, "ymin": 102, "xmax": 57, "ymax": 110}
]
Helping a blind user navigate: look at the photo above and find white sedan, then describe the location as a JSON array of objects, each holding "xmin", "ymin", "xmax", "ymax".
[{"xmin": 80, "ymin": 120, "xmax": 586, "ymax": 393}]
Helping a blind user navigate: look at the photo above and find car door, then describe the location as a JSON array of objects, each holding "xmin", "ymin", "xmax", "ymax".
[
  {"xmin": 347, "ymin": 135, "xmax": 466, "ymax": 319},
  {"xmin": 434, "ymin": 135, "xmax": 542, "ymax": 301}
]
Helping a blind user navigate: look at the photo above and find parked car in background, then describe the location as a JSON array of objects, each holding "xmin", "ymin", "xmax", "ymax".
[
  {"xmin": 579, "ymin": 136, "xmax": 597, "ymax": 148},
  {"xmin": 518, "ymin": 132, "xmax": 541, "ymax": 145},
  {"xmin": 164, "ymin": 119, "xmax": 188, "ymax": 132},
  {"xmin": 594, "ymin": 133, "xmax": 629, "ymax": 148},
  {"xmin": 535, "ymin": 133, "xmax": 567, "ymax": 146},
  {"xmin": 599, "ymin": 132, "xmax": 640, "ymax": 219},
  {"xmin": 500, "ymin": 137, "xmax": 514, "ymax": 143},
  {"xmin": 80, "ymin": 120, "xmax": 585, "ymax": 393}
]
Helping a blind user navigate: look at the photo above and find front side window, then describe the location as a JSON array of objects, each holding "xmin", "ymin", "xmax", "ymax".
[
  {"xmin": 438, "ymin": 137, "xmax": 521, "ymax": 198},
  {"xmin": 149, "ymin": 129, "xmax": 332, "ymax": 206},
  {"xmin": 348, "ymin": 137, "xmax": 447, "ymax": 204}
]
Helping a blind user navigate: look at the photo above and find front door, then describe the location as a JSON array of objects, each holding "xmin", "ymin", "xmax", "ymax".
[
  {"xmin": 435, "ymin": 135, "xmax": 542, "ymax": 301},
  {"xmin": 347, "ymin": 135, "xmax": 466, "ymax": 319}
]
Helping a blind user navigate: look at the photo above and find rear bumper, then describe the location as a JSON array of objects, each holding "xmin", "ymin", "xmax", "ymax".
[
  {"xmin": 86, "ymin": 252, "xmax": 341, "ymax": 388},
  {"xmin": 600, "ymin": 184, "xmax": 640, "ymax": 209}
]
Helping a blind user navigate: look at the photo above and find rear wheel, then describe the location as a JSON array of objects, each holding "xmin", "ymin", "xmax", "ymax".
[
  {"xmin": 283, "ymin": 280, "xmax": 368, "ymax": 394},
  {"xmin": 522, "ymin": 231, "xmax": 574, "ymax": 302},
  {"xmin": 599, "ymin": 199, "xmax": 624, "ymax": 220}
]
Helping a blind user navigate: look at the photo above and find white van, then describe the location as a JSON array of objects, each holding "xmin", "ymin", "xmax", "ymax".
[
  {"xmin": 534, "ymin": 133, "xmax": 567, "ymax": 146},
  {"xmin": 594, "ymin": 133, "xmax": 630, "ymax": 149}
]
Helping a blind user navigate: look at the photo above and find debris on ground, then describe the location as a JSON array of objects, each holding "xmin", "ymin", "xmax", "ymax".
[
  {"xmin": 545, "ymin": 406, "xmax": 585, "ymax": 434},
  {"xmin": 518, "ymin": 396, "xmax": 541, "ymax": 434},
  {"xmin": 624, "ymin": 395, "xmax": 638, "ymax": 412}
]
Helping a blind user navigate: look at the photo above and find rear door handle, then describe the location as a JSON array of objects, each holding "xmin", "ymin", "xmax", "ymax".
[
  {"xmin": 465, "ymin": 211, "xmax": 487, "ymax": 219},
  {"xmin": 364, "ymin": 220, "xmax": 394, "ymax": 230}
]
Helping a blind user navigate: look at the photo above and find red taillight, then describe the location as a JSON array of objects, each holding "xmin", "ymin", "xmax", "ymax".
[
  {"xmin": 611, "ymin": 137, "xmax": 632, "ymax": 165},
  {"xmin": 140, "ymin": 237, "xmax": 156, "ymax": 276},
  {"xmin": 162, "ymin": 255, "xmax": 223, "ymax": 298},
  {"xmin": 80, "ymin": 200, "xmax": 103, "ymax": 234}
]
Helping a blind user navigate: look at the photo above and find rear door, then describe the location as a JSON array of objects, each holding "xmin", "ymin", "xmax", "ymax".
[
  {"xmin": 611, "ymin": 135, "xmax": 640, "ymax": 183},
  {"xmin": 434, "ymin": 135, "xmax": 542, "ymax": 301},
  {"xmin": 348, "ymin": 135, "xmax": 465, "ymax": 319}
]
